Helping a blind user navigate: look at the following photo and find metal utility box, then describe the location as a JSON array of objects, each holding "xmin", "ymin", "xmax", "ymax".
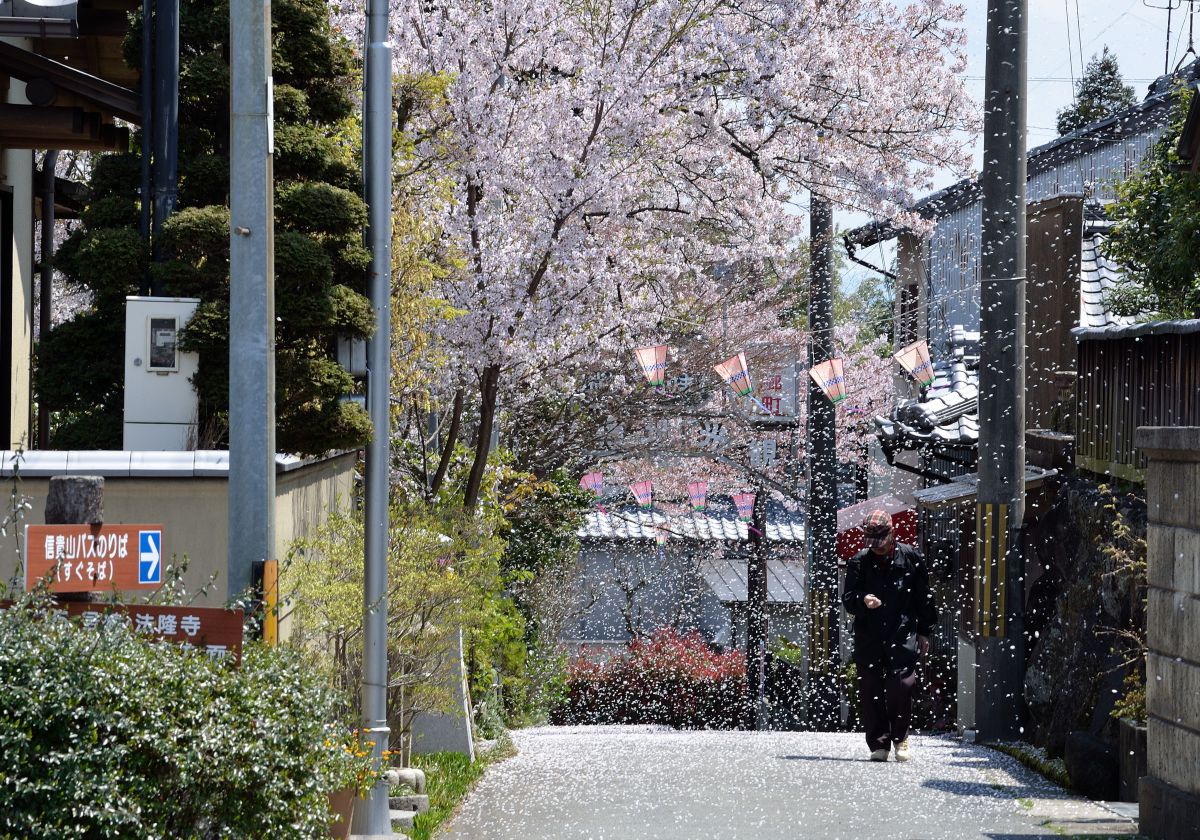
[{"xmin": 123, "ymin": 296, "xmax": 200, "ymax": 450}]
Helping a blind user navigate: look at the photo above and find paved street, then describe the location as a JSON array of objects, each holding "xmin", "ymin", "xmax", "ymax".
[{"xmin": 441, "ymin": 727, "xmax": 1139, "ymax": 840}]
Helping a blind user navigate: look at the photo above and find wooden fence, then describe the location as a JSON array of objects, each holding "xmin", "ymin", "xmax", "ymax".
[{"xmin": 1075, "ymin": 327, "xmax": 1200, "ymax": 482}]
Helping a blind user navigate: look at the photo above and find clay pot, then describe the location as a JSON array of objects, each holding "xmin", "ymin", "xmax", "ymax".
[{"xmin": 328, "ymin": 787, "xmax": 356, "ymax": 839}]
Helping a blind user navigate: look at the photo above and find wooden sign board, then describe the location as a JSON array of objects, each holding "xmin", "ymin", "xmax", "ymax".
[
  {"xmin": 0, "ymin": 601, "xmax": 244, "ymax": 663},
  {"xmin": 25, "ymin": 524, "xmax": 166, "ymax": 593}
]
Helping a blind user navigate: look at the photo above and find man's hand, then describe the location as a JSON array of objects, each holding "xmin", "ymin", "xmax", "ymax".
[
  {"xmin": 918, "ymin": 635, "xmax": 930, "ymax": 656},
  {"xmin": 863, "ymin": 594, "xmax": 882, "ymax": 609}
]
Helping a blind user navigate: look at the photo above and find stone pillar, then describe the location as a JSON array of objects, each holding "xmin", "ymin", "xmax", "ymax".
[{"xmin": 1136, "ymin": 426, "xmax": 1200, "ymax": 840}]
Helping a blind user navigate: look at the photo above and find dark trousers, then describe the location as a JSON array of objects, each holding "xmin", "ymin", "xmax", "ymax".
[{"xmin": 857, "ymin": 663, "xmax": 917, "ymax": 751}]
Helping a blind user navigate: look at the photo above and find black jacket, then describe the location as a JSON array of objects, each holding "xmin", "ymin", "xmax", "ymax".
[{"xmin": 842, "ymin": 542, "xmax": 937, "ymax": 670}]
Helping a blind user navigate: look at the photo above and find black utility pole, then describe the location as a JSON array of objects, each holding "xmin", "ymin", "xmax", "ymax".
[
  {"xmin": 975, "ymin": 0, "xmax": 1028, "ymax": 742},
  {"xmin": 806, "ymin": 194, "xmax": 840, "ymax": 729},
  {"xmin": 746, "ymin": 485, "xmax": 769, "ymax": 730}
]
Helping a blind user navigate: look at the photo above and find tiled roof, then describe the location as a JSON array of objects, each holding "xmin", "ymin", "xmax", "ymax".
[
  {"xmin": 875, "ymin": 330, "xmax": 980, "ymax": 453},
  {"xmin": 577, "ymin": 498, "xmax": 805, "ymax": 543},
  {"xmin": 700, "ymin": 556, "xmax": 806, "ymax": 604},
  {"xmin": 1078, "ymin": 222, "xmax": 1139, "ymax": 332}
]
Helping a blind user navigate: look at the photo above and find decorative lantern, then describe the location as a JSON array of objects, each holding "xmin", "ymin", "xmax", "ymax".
[
  {"xmin": 580, "ymin": 472, "xmax": 604, "ymax": 496},
  {"xmin": 893, "ymin": 339, "xmax": 935, "ymax": 387},
  {"xmin": 809, "ymin": 358, "xmax": 848, "ymax": 403},
  {"xmin": 714, "ymin": 352, "xmax": 754, "ymax": 398},
  {"xmin": 629, "ymin": 480, "xmax": 654, "ymax": 509},
  {"xmin": 634, "ymin": 345, "xmax": 669, "ymax": 388},
  {"xmin": 687, "ymin": 481, "xmax": 708, "ymax": 512},
  {"xmin": 732, "ymin": 491, "xmax": 756, "ymax": 522},
  {"xmin": 654, "ymin": 527, "xmax": 668, "ymax": 546}
]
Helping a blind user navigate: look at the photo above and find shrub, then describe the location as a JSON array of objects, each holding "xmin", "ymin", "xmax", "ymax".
[
  {"xmin": 552, "ymin": 629, "xmax": 747, "ymax": 729},
  {"xmin": 0, "ymin": 593, "xmax": 367, "ymax": 839}
]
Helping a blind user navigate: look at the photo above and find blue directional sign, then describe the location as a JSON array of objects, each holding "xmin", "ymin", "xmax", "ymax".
[{"xmin": 138, "ymin": 530, "xmax": 162, "ymax": 585}]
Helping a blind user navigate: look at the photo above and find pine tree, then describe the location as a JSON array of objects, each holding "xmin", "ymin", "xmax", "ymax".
[
  {"xmin": 1056, "ymin": 46, "xmax": 1137, "ymax": 136},
  {"xmin": 37, "ymin": 0, "xmax": 374, "ymax": 455}
]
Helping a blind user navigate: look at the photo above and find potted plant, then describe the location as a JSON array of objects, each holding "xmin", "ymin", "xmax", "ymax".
[{"xmin": 324, "ymin": 728, "xmax": 382, "ymax": 839}]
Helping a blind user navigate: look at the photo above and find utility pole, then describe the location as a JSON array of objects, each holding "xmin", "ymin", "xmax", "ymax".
[
  {"xmin": 805, "ymin": 194, "xmax": 840, "ymax": 730},
  {"xmin": 150, "ymin": 0, "xmax": 179, "ymax": 278},
  {"xmin": 975, "ymin": 0, "xmax": 1027, "ymax": 743},
  {"xmin": 353, "ymin": 0, "xmax": 393, "ymax": 828},
  {"xmin": 746, "ymin": 485, "xmax": 768, "ymax": 730},
  {"xmin": 227, "ymin": 0, "xmax": 275, "ymax": 601},
  {"xmin": 37, "ymin": 150, "xmax": 57, "ymax": 448}
]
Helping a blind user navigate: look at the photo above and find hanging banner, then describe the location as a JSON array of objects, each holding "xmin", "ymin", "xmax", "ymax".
[
  {"xmin": 687, "ymin": 481, "xmax": 708, "ymax": 512},
  {"xmin": 634, "ymin": 345, "xmax": 669, "ymax": 388},
  {"xmin": 629, "ymin": 480, "xmax": 654, "ymax": 509},
  {"xmin": 732, "ymin": 492, "xmax": 756, "ymax": 522},
  {"xmin": 714, "ymin": 352, "xmax": 754, "ymax": 397},
  {"xmin": 580, "ymin": 472, "xmax": 604, "ymax": 496},
  {"xmin": 809, "ymin": 358, "xmax": 848, "ymax": 404},
  {"xmin": 893, "ymin": 339, "xmax": 935, "ymax": 387}
]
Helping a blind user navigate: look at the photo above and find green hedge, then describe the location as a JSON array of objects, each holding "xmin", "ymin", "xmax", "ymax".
[{"xmin": 0, "ymin": 595, "xmax": 356, "ymax": 839}]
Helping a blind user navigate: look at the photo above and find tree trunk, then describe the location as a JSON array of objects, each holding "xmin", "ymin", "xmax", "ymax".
[
  {"xmin": 463, "ymin": 366, "xmax": 500, "ymax": 511},
  {"xmin": 45, "ymin": 475, "xmax": 104, "ymax": 525},
  {"xmin": 429, "ymin": 389, "xmax": 464, "ymax": 499}
]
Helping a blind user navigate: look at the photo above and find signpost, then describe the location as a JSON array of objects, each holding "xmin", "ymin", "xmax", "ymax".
[
  {"xmin": 0, "ymin": 602, "xmax": 245, "ymax": 662},
  {"xmin": 25, "ymin": 524, "xmax": 166, "ymax": 593}
]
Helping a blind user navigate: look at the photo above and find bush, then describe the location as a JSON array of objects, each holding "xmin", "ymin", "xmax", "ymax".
[
  {"xmin": 552, "ymin": 629, "xmax": 747, "ymax": 729},
  {"xmin": 0, "ymin": 594, "xmax": 367, "ymax": 839}
]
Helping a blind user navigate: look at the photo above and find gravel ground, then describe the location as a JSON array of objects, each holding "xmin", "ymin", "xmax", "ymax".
[{"xmin": 439, "ymin": 726, "xmax": 1137, "ymax": 840}]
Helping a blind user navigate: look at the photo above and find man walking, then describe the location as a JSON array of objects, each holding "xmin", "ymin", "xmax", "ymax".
[{"xmin": 842, "ymin": 509, "xmax": 937, "ymax": 762}]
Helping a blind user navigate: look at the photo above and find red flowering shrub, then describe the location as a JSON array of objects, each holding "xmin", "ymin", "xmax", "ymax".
[{"xmin": 552, "ymin": 629, "xmax": 748, "ymax": 729}]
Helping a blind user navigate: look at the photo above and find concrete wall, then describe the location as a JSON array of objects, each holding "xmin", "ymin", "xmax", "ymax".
[
  {"xmin": 1136, "ymin": 426, "xmax": 1200, "ymax": 839},
  {"xmin": 2, "ymin": 46, "xmax": 33, "ymax": 451},
  {"xmin": 0, "ymin": 452, "xmax": 356, "ymax": 604}
]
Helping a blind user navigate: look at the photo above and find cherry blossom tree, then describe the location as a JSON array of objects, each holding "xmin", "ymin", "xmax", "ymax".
[{"xmin": 380, "ymin": 0, "xmax": 975, "ymax": 507}]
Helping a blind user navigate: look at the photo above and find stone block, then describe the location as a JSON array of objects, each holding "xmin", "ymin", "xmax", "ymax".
[
  {"xmin": 1145, "ymin": 461, "xmax": 1200, "ymax": 529},
  {"xmin": 1147, "ymin": 588, "xmax": 1200, "ymax": 662},
  {"xmin": 1119, "ymin": 717, "xmax": 1147, "ymax": 803},
  {"xmin": 1136, "ymin": 426, "xmax": 1200, "ymax": 462},
  {"xmin": 1147, "ymin": 653, "xmax": 1200, "ymax": 732},
  {"xmin": 1140, "ymin": 775, "xmax": 1200, "ymax": 840},
  {"xmin": 1147, "ymin": 716, "xmax": 1200, "ymax": 797},
  {"xmin": 1146, "ymin": 526, "xmax": 1176, "ymax": 591},
  {"xmin": 1175, "ymin": 528, "xmax": 1200, "ymax": 595}
]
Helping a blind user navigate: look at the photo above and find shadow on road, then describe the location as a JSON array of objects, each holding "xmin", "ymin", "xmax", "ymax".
[{"xmin": 776, "ymin": 754, "xmax": 872, "ymax": 763}]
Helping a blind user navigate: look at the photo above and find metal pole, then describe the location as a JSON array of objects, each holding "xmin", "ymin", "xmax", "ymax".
[
  {"xmin": 975, "ymin": 0, "xmax": 1027, "ymax": 743},
  {"xmin": 746, "ymin": 485, "xmax": 768, "ymax": 730},
  {"xmin": 806, "ymin": 194, "xmax": 840, "ymax": 730},
  {"xmin": 138, "ymin": 0, "xmax": 153, "ymax": 294},
  {"xmin": 37, "ymin": 150, "xmax": 57, "ymax": 449},
  {"xmin": 353, "ymin": 0, "xmax": 393, "ymax": 828},
  {"xmin": 151, "ymin": 0, "xmax": 179, "ymax": 282},
  {"xmin": 227, "ymin": 0, "xmax": 275, "ymax": 601}
]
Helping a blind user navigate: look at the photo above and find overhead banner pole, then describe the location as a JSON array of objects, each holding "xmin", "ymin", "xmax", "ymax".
[
  {"xmin": 805, "ymin": 194, "xmax": 840, "ymax": 730},
  {"xmin": 228, "ymin": 0, "xmax": 275, "ymax": 602},
  {"xmin": 975, "ymin": 0, "xmax": 1028, "ymax": 743},
  {"xmin": 354, "ymin": 0, "xmax": 394, "ymax": 828}
]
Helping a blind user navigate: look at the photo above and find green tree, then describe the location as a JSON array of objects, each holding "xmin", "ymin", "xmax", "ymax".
[
  {"xmin": 1056, "ymin": 46, "xmax": 1137, "ymax": 136},
  {"xmin": 1105, "ymin": 85, "xmax": 1200, "ymax": 319},
  {"xmin": 37, "ymin": 0, "xmax": 374, "ymax": 454}
]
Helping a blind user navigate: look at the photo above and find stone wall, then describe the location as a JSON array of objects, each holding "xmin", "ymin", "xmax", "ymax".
[
  {"xmin": 1022, "ymin": 474, "xmax": 1146, "ymax": 756},
  {"xmin": 1136, "ymin": 426, "xmax": 1200, "ymax": 840}
]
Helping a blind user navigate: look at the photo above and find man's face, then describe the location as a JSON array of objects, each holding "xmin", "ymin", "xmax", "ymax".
[{"xmin": 868, "ymin": 531, "xmax": 894, "ymax": 555}]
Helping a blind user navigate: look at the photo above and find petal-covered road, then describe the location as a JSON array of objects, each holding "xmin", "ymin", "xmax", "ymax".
[{"xmin": 440, "ymin": 727, "xmax": 1138, "ymax": 840}]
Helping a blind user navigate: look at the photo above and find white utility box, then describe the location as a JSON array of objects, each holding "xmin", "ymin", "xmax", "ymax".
[{"xmin": 123, "ymin": 296, "xmax": 201, "ymax": 450}]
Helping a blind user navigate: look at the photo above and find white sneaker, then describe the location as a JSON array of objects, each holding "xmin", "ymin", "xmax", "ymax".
[
  {"xmin": 894, "ymin": 740, "xmax": 911, "ymax": 762},
  {"xmin": 870, "ymin": 748, "xmax": 890, "ymax": 762}
]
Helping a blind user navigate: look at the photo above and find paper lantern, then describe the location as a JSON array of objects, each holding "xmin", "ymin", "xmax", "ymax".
[
  {"xmin": 634, "ymin": 345, "xmax": 669, "ymax": 388},
  {"xmin": 809, "ymin": 358, "xmax": 848, "ymax": 404},
  {"xmin": 893, "ymin": 339, "xmax": 935, "ymax": 387},
  {"xmin": 732, "ymin": 492, "xmax": 756, "ymax": 522},
  {"xmin": 580, "ymin": 472, "xmax": 604, "ymax": 496},
  {"xmin": 629, "ymin": 480, "xmax": 653, "ymax": 509},
  {"xmin": 714, "ymin": 352, "xmax": 754, "ymax": 398},
  {"xmin": 687, "ymin": 481, "xmax": 708, "ymax": 512},
  {"xmin": 655, "ymin": 527, "xmax": 668, "ymax": 546}
]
